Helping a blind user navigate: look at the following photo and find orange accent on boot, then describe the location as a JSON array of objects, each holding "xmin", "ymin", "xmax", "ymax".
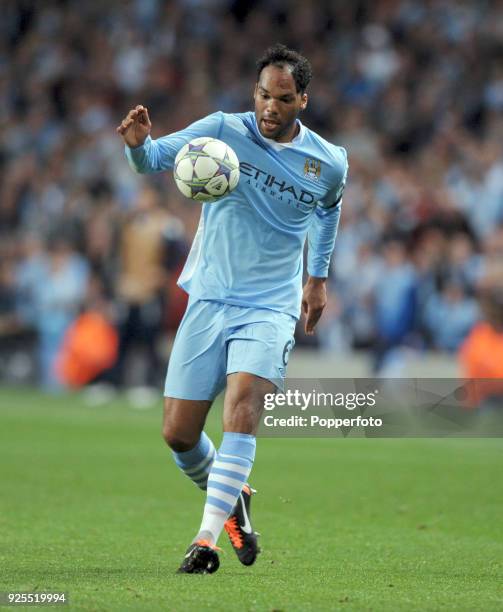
[
  {"xmin": 224, "ymin": 517, "xmax": 244, "ymax": 549},
  {"xmin": 194, "ymin": 539, "xmax": 222, "ymax": 552},
  {"xmin": 242, "ymin": 484, "xmax": 251, "ymax": 495}
]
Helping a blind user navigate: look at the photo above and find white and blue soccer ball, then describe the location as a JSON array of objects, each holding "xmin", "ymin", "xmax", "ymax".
[{"xmin": 174, "ymin": 137, "xmax": 240, "ymax": 202}]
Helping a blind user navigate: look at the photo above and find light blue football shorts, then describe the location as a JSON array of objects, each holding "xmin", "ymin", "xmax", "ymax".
[{"xmin": 164, "ymin": 298, "xmax": 296, "ymax": 400}]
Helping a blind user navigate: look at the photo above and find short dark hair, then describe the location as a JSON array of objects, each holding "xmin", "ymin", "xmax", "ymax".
[{"xmin": 256, "ymin": 44, "xmax": 312, "ymax": 93}]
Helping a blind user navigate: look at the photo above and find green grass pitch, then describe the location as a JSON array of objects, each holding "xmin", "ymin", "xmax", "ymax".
[{"xmin": 1, "ymin": 388, "xmax": 502, "ymax": 611}]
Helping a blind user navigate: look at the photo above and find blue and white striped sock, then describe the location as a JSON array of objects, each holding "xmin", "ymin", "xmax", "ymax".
[
  {"xmin": 172, "ymin": 432, "xmax": 216, "ymax": 491},
  {"xmin": 195, "ymin": 432, "xmax": 256, "ymax": 545}
]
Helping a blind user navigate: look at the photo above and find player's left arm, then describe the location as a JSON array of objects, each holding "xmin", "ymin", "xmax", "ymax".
[{"xmin": 303, "ymin": 148, "xmax": 348, "ymax": 335}]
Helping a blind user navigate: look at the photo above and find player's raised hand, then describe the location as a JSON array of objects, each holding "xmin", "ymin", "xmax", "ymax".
[
  {"xmin": 116, "ymin": 105, "xmax": 152, "ymax": 148},
  {"xmin": 302, "ymin": 276, "xmax": 327, "ymax": 336}
]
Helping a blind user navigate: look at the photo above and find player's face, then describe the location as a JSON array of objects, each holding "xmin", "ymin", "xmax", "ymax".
[{"xmin": 254, "ymin": 65, "xmax": 308, "ymax": 143}]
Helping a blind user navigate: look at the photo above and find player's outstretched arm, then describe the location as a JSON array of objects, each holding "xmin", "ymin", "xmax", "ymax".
[
  {"xmin": 116, "ymin": 105, "xmax": 152, "ymax": 148},
  {"xmin": 118, "ymin": 110, "xmax": 223, "ymax": 174}
]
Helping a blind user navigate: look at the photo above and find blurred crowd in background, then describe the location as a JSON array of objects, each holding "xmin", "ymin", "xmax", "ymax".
[{"xmin": 1, "ymin": 0, "xmax": 503, "ymax": 391}]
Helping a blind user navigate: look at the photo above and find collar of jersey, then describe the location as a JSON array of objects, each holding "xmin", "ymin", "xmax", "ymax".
[{"xmin": 252, "ymin": 115, "xmax": 306, "ymax": 151}]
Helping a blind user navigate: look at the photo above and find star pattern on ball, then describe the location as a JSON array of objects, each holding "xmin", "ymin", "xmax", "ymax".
[
  {"xmin": 188, "ymin": 143, "xmax": 206, "ymax": 152},
  {"xmin": 191, "ymin": 184, "xmax": 211, "ymax": 195},
  {"xmin": 216, "ymin": 163, "xmax": 231, "ymax": 179}
]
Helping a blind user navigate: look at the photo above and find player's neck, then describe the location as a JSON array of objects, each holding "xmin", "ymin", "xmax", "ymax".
[{"xmin": 274, "ymin": 121, "xmax": 300, "ymax": 144}]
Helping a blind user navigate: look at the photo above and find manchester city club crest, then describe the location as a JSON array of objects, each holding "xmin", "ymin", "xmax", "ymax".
[{"xmin": 304, "ymin": 158, "xmax": 321, "ymax": 180}]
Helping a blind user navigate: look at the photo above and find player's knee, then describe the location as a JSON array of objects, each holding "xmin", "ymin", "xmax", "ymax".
[
  {"xmin": 162, "ymin": 399, "xmax": 197, "ymax": 451},
  {"xmin": 161, "ymin": 422, "xmax": 196, "ymax": 452},
  {"xmin": 163, "ymin": 432, "xmax": 193, "ymax": 452}
]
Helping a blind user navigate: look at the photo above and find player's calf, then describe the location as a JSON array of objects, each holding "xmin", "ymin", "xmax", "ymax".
[{"xmin": 163, "ymin": 397, "xmax": 215, "ymax": 488}]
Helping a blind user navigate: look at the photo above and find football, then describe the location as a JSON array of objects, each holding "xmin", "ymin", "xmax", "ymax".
[{"xmin": 173, "ymin": 137, "xmax": 240, "ymax": 202}]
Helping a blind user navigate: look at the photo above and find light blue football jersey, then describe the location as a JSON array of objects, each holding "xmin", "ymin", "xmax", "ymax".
[{"xmin": 126, "ymin": 111, "xmax": 348, "ymax": 319}]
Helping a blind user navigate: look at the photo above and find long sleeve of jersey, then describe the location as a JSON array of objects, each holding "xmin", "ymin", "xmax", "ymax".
[
  {"xmin": 307, "ymin": 152, "xmax": 348, "ymax": 278},
  {"xmin": 125, "ymin": 112, "xmax": 224, "ymax": 173},
  {"xmin": 307, "ymin": 201, "xmax": 343, "ymax": 278}
]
